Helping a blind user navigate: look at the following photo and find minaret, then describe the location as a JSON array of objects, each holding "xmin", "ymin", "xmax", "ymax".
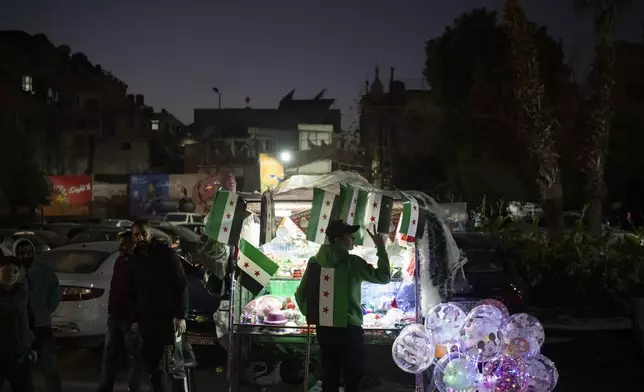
[{"xmin": 370, "ymin": 64, "xmax": 384, "ymax": 95}]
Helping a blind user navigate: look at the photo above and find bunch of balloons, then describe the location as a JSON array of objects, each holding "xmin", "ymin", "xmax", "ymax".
[{"xmin": 391, "ymin": 299, "xmax": 558, "ymax": 392}]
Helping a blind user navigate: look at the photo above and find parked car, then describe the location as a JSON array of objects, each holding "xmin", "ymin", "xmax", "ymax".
[
  {"xmin": 0, "ymin": 229, "xmax": 51, "ymax": 254},
  {"xmin": 31, "ymin": 229, "xmax": 68, "ymax": 249},
  {"xmin": 162, "ymin": 213, "xmax": 204, "ymax": 226},
  {"xmin": 180, "ymin": 223, "xmax": 206, "ymax": 236},
  {"xmin": 68, "ymin": 226, "xmax": 175, "ymax": 248},
  {"xmin": 101, "ymin": 219, "xmax": 134, "ymax": 228},
  {"xmin": 449, "ymin": 232, "xmax": 526, "ymax": 314},
  {"xmin": 19, "ymin": 223, "xmax": 84, "ymax": 239},
  {"xmin": 149, "ymin": 222, "xmax": 203, "ymax": 261}
]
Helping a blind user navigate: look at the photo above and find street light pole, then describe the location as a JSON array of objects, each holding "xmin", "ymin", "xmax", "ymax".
[{"xmin": 212, "ymin": 87, "xmax": 221, "ymax": 109}]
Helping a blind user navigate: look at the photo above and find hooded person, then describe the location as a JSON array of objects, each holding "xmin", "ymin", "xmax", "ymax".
[
  {"xmin": 294, "ymin": 220, "xmax": 391, "ymax": 392},
  {"xmin": 13, "ymin": 238, "xmax": 62, "ymax": 392}
]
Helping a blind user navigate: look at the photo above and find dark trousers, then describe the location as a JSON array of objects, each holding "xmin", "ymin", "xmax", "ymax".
[
  {"xmin": 0, "ymin": 357, "xmax": 33, "ymax": 392},
  {"xmin": 98, "ymin": 316, "xmax": 144, "ymax": 392},
  {"xmin": 316, "ymin": 325, "xmax": 364, "ymax": 392},
  {"xmin": 139, "ymin": 320, "xmax": 189, "ymax": 392},
  {"xmin": 33, "ymin": 326, "xmax": 62, "ymax": 392}
]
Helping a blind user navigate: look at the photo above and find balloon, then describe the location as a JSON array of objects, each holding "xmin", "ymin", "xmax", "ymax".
[
  {"xmin": 525, "ymin": 355, "xmax": 558, "ymax": 392},
  {"xmin": 392, "ymin": 324, "xmax": 435, "ymax": 374},
  {"xmin": 482, "ymin": 356, "xmax": 529, "ymax": 392},
  {"xmin": 433, "ymin": 352, "xmax": 479, "ymax": 392},
  {"xmin": 502, "ymin": 313, "xmax": 545, "ymax": 359},
  {"xmin": 425, "ymin": 302, "xmax": 468, "ymax": 348},
  {"xmin": 459, "ymin": 316, "xmax": 503, "ymax": 362},
  {"xmin": 468, "ymin": 305, "xmax": 506, "ymax": 326},
  {"xmin": 475, "ymin": 299, "xmax": 510, "ymax": 320}
]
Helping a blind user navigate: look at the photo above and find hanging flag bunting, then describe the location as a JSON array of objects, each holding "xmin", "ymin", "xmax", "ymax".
[
  {"xmin": 306, "ymin": 188, "xmax": 338, "ymax": 244},
  {"xmin": 398, "ymin": 195, "xmax": 425, "ymax": 242},
  {"xmin": 352, "ymin": 190, "xmax": 370, "ymax": 245},
  {"xmin": 237, "ymin": 238, "xmax": 279, "ymax": 295},
  {"xmin": 205, "ymin": 190, "xmax": 247, "ymax": 245},
  {"xmin": 335, "ymin": 184, "xmax": 361, "ymax": 224},
  {"xmin": 358, "ymin": 192, "xmax": 394, "ymax": 247}
]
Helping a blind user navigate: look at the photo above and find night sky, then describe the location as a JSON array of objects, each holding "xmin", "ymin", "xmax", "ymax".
[{"xmin": 2, "ymin": 0, "xmax": 642, "ymax": 127}]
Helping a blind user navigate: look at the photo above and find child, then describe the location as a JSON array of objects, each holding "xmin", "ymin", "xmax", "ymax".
[{"xmin": 0, "ymin": 256, "xmax": 35, "ymax": 392}]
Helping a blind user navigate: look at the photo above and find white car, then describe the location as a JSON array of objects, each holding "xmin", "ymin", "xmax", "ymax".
[
  {"xmin": 162, "ymin": 212, "xmax": 204, "ymax": 226},
  {"xmin": 38, "ymin": 242, "xmax": 120, "ymax": 339}
]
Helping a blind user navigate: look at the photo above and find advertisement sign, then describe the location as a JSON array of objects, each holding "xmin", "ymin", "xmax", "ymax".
[
  {"xmin": 43, "ymin": 176, "xmax": 93, "ymax": 217},
  {"xmin": 191, "ymin": 170, "xmax": 237, "ymax": 215},
  {"xmin": 259, "ymin": 153, "xmax": 285, "ymax": 192},
  {"xmin": 129, "ymin": 174, "xmax": 208, "ymax": 217}
]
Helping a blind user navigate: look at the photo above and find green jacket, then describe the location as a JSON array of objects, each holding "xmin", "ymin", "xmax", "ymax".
[{"xmin": 295, "ymin": 244, "xmax": 391, "ymax": 326}]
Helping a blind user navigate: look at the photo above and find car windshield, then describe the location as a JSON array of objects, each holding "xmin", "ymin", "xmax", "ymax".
[
  {"xmin": 164, "ymin": 214, "xmax": 186, "ymax": 222},
  {"xmin": 6, "ymin": 233, "xmax": 48, "ymax": 249},
  {"xmin": 69, "ymin": 231, "xmax": 119, "ymax": 244},
  {"xmin": 191, "ymin": 215, "xmax": 204, "ymax": 223},
  {"xmin": 38, "ymin": 250, "xmax": 111, "ymax": 274},
  {"xmin": 160, "ymin": 225, "xmax": 201, "ymax": 242}
]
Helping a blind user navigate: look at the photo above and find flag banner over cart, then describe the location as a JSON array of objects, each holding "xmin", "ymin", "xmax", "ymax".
[
  {"xmin": 398, "ymin": 195, "xmax": 425, "ymax": 242},
  {"xmin": 306, "ymin": 188, "xmax": 338, "ymax": 244},
  {"xmin": 236, "ymin": 238, "xmax": 279, "ymax": 295},
  {"xmin": 205, "ymin": 190, "xmax": 247, "ymax": 246},
  {"xmin": 357, "ymin": 192, "xmax": 394, "ymax": 247}
]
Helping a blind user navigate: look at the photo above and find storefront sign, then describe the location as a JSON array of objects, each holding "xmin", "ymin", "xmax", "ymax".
[{"xmin": 43, "ymin": 176, "xmax": 93, "ymax": 216}]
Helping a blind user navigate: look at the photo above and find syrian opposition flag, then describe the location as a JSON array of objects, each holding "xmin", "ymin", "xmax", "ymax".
[
  {"xmin": 306, "ymin": 188, "xmax": 338, "ymax": 244},
  {"xmin": 236, "ymin": 239, "xmax": 278, "ymax": 295},
  {"xmin": 304, "ymin": 262, "xmax": 349, "ymax": 327},
  {"xmin": 336, "ymin": 184, "xmax": 361, "ymax": 224},
  {"xmin": 398, "ymin": 195, "xmax": 425, "ymax": 242},
  {"xmin": 357, "ymin": 193, "xmax": 394, "ymax": 247},
  {"xmin": 205, "ymin": 190, "xmax": 247, "ymax": 246}
]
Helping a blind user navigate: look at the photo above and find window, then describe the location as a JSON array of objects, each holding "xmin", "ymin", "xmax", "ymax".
[
  {"xmin": 151, "ymin": 119, "xmax": 160, "ymax": 130},
  {"xmin": 38, "ymin": 250, "xmax": 111, "ymax": 274},
  {"xmin": 164, "ymin": 214, "xmax": 187, "ymax": 222},
  {"xmin": 191, "ymin": 215, "xmax": 204, "ymax": 223},
  {"xmin": 47, "ymin": 88, "xmax": 59, "ymax": 104},
  {"xmin": 22, "ymin": 75, "xmax": 33, "ymax": 93},
  {"xmin": 299, "ymin": 131, "xmax": 331, "ymax": 151}
]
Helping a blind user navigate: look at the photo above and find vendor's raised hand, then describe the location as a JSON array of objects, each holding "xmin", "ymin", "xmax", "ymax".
[{"xmin": 366, "ymin": 226, "xmax": 385, "ymax": 247}]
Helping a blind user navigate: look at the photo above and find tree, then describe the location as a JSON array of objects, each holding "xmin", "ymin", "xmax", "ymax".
[
  {"xmin": 0, "ymin": 127, "xmax": 51, "ymax": 218},
  {"xmin": 574, "ymin": 0, "xmax": 632, "ymax": 237},
  {"xmin": 503, "ymin": 0, "xmax": 565, "ymax": 241}
]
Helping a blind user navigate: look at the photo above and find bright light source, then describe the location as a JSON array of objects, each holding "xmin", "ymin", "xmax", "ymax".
[{"xmin": 279, "ymin": 150, "xmax": 292, "ymax": 163}]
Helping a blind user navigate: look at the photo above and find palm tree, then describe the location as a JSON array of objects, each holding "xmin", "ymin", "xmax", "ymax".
[
  {"xmin": 574, "ymin": 0, "xmax": 631, "ymax": 237},
  {"xmin": 503, "ymin": 0, "xmax": 565, "ymax": 241}
]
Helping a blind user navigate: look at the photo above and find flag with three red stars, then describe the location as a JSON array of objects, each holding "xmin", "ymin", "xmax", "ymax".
[
  {"xmin": 204, "ymin": 190, "xmax": 248, "ymax": 246},
  {"xmin": 306, "ymin": 188, "xmax": 338, "ymax": 244},
  {"xmin": 355, "ymin": 192, "xmax": 394, "ymax": 247},
  {"xmin": 398, "ymin": 195, "xmax": 425, "ymax": 242},
  {"xmin": 236, "ymin": 239, "xmax": 279, "ymax": 295}
]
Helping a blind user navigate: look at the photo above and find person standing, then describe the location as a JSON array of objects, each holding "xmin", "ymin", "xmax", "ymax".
[
  {"xmin": 0, "ymin": 256, "xmax": 35, "ymax": 392},
  {"xmin": 14, "ymin": 238, "xmax": 62, "ymax": 392},
  {"xmin": 98, "ymin": 231, "xmax": 144, "ymax": 392},
  {"xmin": 129, "ymin": 220, "xmax": 189, "ymax": 392},
  {"xmin": 295, "ymin": 220, "xmax": 391, "ymax": 392}
]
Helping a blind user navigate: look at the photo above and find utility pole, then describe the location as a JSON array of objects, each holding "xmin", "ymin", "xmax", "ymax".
[{"xmin": 212, "ymin": 87, "xmax": 221, "ymax": 109}]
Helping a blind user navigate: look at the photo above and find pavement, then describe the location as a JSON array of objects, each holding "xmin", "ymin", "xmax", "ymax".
[{"xmin": 1, "ymin": 327, "xmax": 642, "ymax": 392}]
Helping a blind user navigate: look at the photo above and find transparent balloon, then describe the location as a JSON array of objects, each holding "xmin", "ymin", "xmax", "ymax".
[
  {"xmin": 475, "ymin": 299, "xmax": 510, "ymax": 320},
  {"xmin": 425, "ymin": 302, "xmax": 467, "ymax": 349},
  {"xmin": 433, "ymin": 352, "xmax": 480, "ymax": 392},
  {"xmin": 525, "ymin": 355, "xmax": 558, "ymax": 392},
  {"xmin": 459, "ymin": 316, "xmax": 503, "ymax": 362},
  {"xmin": 482, "ymin": 356, "xmax": 529, "ymax": 392},
  {"xmin": 502, "ymin": 313, "xmax": 545, "ymax": 359},
  {"xmin": 392, "ymin": 324, "xmax": 435, "ymax": 374},
  {"xmin": 467, "ymin": 305, "xmax": 506, "ymax": 326}
]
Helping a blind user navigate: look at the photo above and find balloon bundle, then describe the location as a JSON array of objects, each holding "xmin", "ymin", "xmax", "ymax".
[{"xmin": 391, "ymin": 299, "xmax": 558, "ymax": 392}]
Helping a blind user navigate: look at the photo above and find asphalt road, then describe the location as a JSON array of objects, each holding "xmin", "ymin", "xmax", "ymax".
[{"xmin": 1, "ymin": 328, "xmax": 642, "ymax": 392}]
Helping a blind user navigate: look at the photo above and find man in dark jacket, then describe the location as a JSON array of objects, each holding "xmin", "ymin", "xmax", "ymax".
[
  {"xmin": 98, "ymin": 231, "xmax": 144, "ymax": 392},
  {"xmin": 295, "ymin": 220, "xmax": 390, "ymax": 392},
  {"xmin": 0, "ymin": 256, "xmax": 34, "ymax": 392},
  {"xmin": 129, "ymin": 220, "xmax": 189, "ymax": 392},
  {"xmin": 14, "ymin": 238, "xmax": 62, "ymax": 392}
]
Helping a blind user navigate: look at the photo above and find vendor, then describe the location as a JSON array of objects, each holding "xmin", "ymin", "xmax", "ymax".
[{"xmin": 295, "ymin": 220, "xmax": 390, "ymax": 392}]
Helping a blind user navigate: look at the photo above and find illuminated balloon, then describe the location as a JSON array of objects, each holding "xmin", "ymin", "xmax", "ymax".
[
  {"xmin": 392, "ymin": 324, "xmax": 435, "ymax": 374},
  {"xmin": 525, "ymin": 355, "xmax": 558, "ymax": 392},
  {"xmin": 475, "ymin": 299, "xmax": 510, "ymax": 320},
  {"xmin": 425, "ymin": 302, "xmax": 467, "ymax": 348},
  {"xmin": 459, "ymin": 316, "xmax": 503, "ymax": 362},
  {"xmin": 433, "ymin": 352, "xmax": 479, "ymax": 392},
  {"xmin": 482, "ymin": 356, "xmax": 529, "ymax": 392},
  {"xmin": 468, "ymin": 305, "xmax": 506, "ymax": 326},
  {"xmin": 502, "ymin": 313, "xmax": 545, "ymax": 359}
]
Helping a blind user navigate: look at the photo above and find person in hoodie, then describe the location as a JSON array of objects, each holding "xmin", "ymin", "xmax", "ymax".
[
  {"xmin": 129, "ymin": 220, "xmax": 189, "ymax": 392},
  {"xmin": 14, "ymin": 238, "xmax": 62, "ymax": 392},
  {"xmin": 98, "ymin": 231, "xmax": 144, "ymax": 392},
  {"xmin": 295, "ymin": 220, "xmax": 390, "ymax": 392},
  {"xmin": 0, "ymin": 256, "xmax": 35, "ymax": 392}
]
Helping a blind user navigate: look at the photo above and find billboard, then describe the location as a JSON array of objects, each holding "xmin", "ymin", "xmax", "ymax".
[
  {"xmin": 129, "ymin": 174, "xmax": 208, "ymax": 217},
  {"xmin": 258, "ymin": 153, "xmax": 285, "ymax": 192},
  {"xmin": 43, "ymin": 176, "xmax": 93, "ymax": 217}
]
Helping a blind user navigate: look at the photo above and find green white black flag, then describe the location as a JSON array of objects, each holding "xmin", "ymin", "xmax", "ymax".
[
  {"xmin": 306, "ymin": 188, "xmax": 338, "ymax": 244},
  {"xmin": 205, "ymin": 190, "xmax": 247, "ymax": 246},
  {"xmin": 237, "ymin": 239, "xmax": 279, "ymax": 295}
]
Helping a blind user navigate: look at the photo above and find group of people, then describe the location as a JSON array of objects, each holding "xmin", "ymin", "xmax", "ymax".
[{"xmin": 0, "ymin": 220, "xmax": 194, "ymax": 392}]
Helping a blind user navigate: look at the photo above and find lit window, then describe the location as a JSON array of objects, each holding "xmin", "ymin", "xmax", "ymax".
[
  {"xmin": 22, "ymin": 76, "xmax": 33, "ymax": 92},
  {"xmin": 299, "ymin": 131, "xmax": 331, "ymax": 151},
  {"xmin": 48, "ymin": 88, "xmax": 59, "ymax": 104},
  {"xmin": 151, "ymin": 120, "xmax": 159, "ymax": 130}
]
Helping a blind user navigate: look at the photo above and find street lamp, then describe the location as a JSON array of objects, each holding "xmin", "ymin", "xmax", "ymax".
[
  {"xmin": 212, "ymin": 87, "xmax": 221, "ymax": 109},
  {"xmin": 279, "ymin": 150, "xmax": 292, "ymax": 163}
]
